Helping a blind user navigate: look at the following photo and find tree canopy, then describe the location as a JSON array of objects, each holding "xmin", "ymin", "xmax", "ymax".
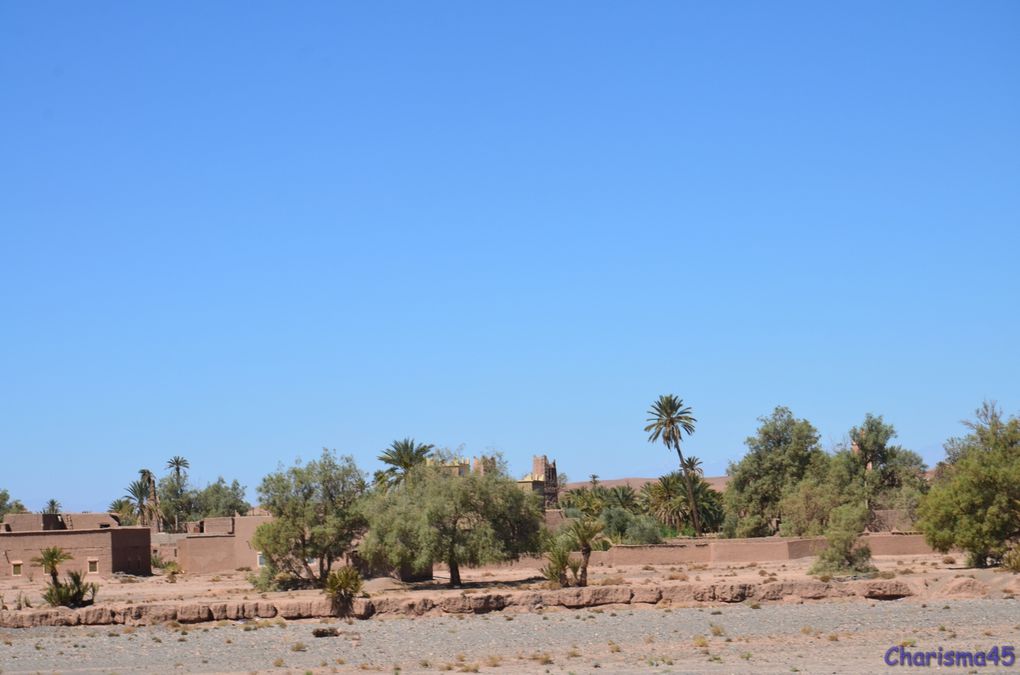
[
  {"xmin": 724, "ymin": 407, "xmax": 825, "ymax": 537},
  {"xmin": 918, "ymin": 403, "xmax": 1020, "ymax": 567},
  {"xmin": 359, "ymin": 464, "xmax": 543, "ymax": 587},
  {"xmin": 253, "ymin": 449, "xmax": 367, "ymax": 585}
]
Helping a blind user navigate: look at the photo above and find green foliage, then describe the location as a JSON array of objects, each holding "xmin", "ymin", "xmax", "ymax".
[
  {"xmin": 253, "ymin": 449, "xmax": 367, "ymax": 585},
  {"xmin": 564, "ymin": 518, "xmax": 607, "ymax": 587},
  {"xmin": 0, "ymin": 489, "xmax": 27, "ymax": 520},
  {"xmin": 917, "ymin": 403, "xmax": 1020, "ymax": 568},
  {"xmin": 32, "ymin": 547, "xmax": 73, "ymax": 585},
  {"xmin": 599, "ymin": 507, "xmax": 635, "ymax": 542},
  {"xmin": 1002, "ymin": 546, "xmax": 1020, "ymax": 574},
  {"xmin": 623, "ymin": 515, "xmax": 663, "ymax": 545},
  {"xmin": 43, "ymin": 499, "xmax": 61, "ymax": 515},
  {"xmin": 724, "ymin": 407, "xmax": 824, "ymax": 537},
  {"xmin": 323, "ymin": 566, "xmax": 363, "ymax": 614},
  {"xmin": 809, "ymin": 504, "xmax": 875, "ymax": 575},
  {"xmin": 42, "ymin": 570, "xmax": 98, "ymax": 608},
  {"xmin": 359, "ymin": 465, "xmax": 542, "ymax": 587},
  {"xmin": 373, "ymin": 438, "xmax": 434, "ymax": 489},
  {"xmin": 540, "ymin": 532, "xmax": 581, "ymax": 587},
  {"xmin": 645, "ymin": 394, "xmax": 702, "ymax": 535},
  {"xmin": 640, "ymin": 473, "xmax": 724, "ymax": 533}
]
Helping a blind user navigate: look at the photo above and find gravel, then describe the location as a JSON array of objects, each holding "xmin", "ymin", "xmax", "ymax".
[{"xmin": 1, "ymin": 599, "xmax": 1017, "ymax": 674}]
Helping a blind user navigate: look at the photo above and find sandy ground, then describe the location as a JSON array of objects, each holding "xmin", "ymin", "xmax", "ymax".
[{"xmin": 2, "ymin": 554, "xmax": 1018, "ymax": 673}]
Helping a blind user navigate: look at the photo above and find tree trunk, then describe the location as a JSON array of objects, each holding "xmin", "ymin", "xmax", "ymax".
[
  {"xmin": 676, "ymin": 446, "xmax": 702, "ymax": 536},
  {"xmin": 579, "ymin": 547, "xmax": 591, "ymax": 587},
  {"xmin": 449, "ymin": 559, "xmax": 461, "ymax": 588}
]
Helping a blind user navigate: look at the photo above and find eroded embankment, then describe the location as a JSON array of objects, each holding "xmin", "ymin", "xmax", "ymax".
[{"xmin": 0, "ymin": 579, "xmax": 932, "ymax": 628}]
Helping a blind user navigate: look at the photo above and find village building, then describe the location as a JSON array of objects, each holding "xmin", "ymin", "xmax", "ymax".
[{"xmin": 0, "ymin": 512, "xmax": 150, "ymax": 579}]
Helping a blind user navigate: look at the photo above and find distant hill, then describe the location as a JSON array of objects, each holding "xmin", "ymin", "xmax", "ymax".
[{"xmin": 564, "ymin": 475, "xmax": 729, "ymax": 493}]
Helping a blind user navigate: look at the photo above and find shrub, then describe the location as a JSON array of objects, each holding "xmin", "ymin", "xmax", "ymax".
[
  {"xmin": 324, "ymin": 566, "xmax": 363, "ymax": 615},
  {"xmin": 623, "ymin": 516, "xmax": 663, "ymax": 545},
  {"xmin": 1003, "ymin": 546, "xmax": 1020, "ymax": 574},
  {"xmin": 43, "ymin": 571, "xmax": 98, "ymax": 608},
  {"xmin": 809, "ymin": 504, "xmax": 875, "ymax": 575}
]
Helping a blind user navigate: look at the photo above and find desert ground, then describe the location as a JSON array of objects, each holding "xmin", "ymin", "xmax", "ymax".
[{"xmin": 2, "ymin": 553, "xmax": 1018, "ymax": 673}]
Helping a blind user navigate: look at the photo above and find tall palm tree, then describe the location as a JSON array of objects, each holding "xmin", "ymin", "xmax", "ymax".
[
  {"xmin": 166, "ymin": 456, "xmax": 189, "ymax": 484},
  {"xmin": 644, "ymin": 394, "xmax": 702, "ymax": 535},
  {"xmin": 165, "ymin": 456, "xmax": 190, "ymax": 532},
  {"xmin": 43, "ymin": 499, "xmax": 61, "ymax": 515},
  {"xmin": 32, "ymin": 546, "xmax": 72, "ymax": 586},
  {"xmin": 376, "ymin": 438, "xmax": 434, "ymax": 489}
]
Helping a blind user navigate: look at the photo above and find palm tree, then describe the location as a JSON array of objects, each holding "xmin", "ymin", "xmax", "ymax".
[
  {"xmin": 166, "ymin": 456, "xmax": 189, "ymax": 484},
  {"xmin": 32, "ymin": 546, "xmax": 72, "ymax": 586},
  {"xmin": 644, "ymin": 395, "xmax": 702, "ymax": 535},
  {"xmin": 682, "ymin": 455, "xmax": 704, "ymax": 478},
  {"xmin": 566, "ymin": 518, "xmax": 607, "ymax": 587},
  {"xmin": 43, "ymin": 499, "xmax": 61, "ymax": 515},
  {"xmin": 376, "ymin": 438, "xmax": 434, "ymax": 489},
  {"xmin": 640, "ymin": 473, "xmax": 690, "ymax": 530},
  {"xmin": 124, "ymin": 480, "xmax": 151, "ymax": 526},
  {"xmin": 165, "ymin": 456, "xmax": 190, "ymax": 532},
  {"xmin": 606, "ymin": 485, "xmax": 639, "ymax": 513}
]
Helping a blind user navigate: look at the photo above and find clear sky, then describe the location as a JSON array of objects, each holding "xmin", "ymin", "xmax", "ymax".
[{"xmin": 2, "ymin": 2, "xmax": 1018, "ymax": 511}]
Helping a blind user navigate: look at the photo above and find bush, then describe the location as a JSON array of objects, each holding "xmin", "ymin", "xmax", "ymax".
[
  {"xmin": 600, "ymin": 508, "xmax": 634, "ymax": 542},
  {"xmin": 323, "ymin": 566, "xmax": 363, "ymax": 615},
  {"xmin": 809, "ymin": 504, "xmax": 875, "ymax": 576},
  {"xmin": 43, "ymin": 571, "xmax": 98, "ymax": 608},
  {"xmin": 539, "ymin": 535, "xmax": 580, "ymax": 588},
  {"xmin": 623, "ymin": 516, "xmax": 663, "ymax": 545},
  {"xmin": 1002, "ymin": 546, "xmax": 1020, "ymax": 574}
]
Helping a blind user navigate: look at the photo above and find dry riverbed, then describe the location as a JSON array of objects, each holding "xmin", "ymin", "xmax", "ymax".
[{"xmin": 2, "ymin": 599, "xmax": 1019, "ymax": 673}]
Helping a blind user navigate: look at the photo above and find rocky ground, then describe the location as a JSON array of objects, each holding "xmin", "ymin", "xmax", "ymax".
[{"xmin": 2, "ymin": 598, "xmax": 1019, "ymax": 673}]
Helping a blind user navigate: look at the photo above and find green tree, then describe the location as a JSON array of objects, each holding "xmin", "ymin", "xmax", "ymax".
[
  {"xmin": 191, "ymin": 478, "xmax": 251, "ymax": 518},
  {"xmin": 360, "ymin": 464, "xmax": 542, "ymax": 587},
  {"xmin": 918, "ymin": 403, "xmax": 1020, "ymax": 567},
  {"xmin": 32, "ymin": 546, "xmax": 73, "ymax": 586},
  {"xmin": 644, "ymin": 395, "xmax": 701, "ymax": 535},
  {"xmin": 166, "ymin": 456, "xmax": 190, "ymax": 483},
  {"xmin": 565, "ymin": 518, "xmax": 607, "ymax": 587},
  {"xmin": 374, "ymin": 438, "xmax": 434, "ymax": 489},
  {"xmin": 724, "ymin": 406, "xmax": 824, "ymax": 537},
  {"xmin": 43, "ymin": 499, "xmax": 61, "ymax": 515},
  {"xmin": 0, "ymin": 489, "xmax": 27, "ymax": 520},
  {"xmin": 253, "ymin": 449, "xmax": 367, "ymax": 585},
  {"xmin": 809, "ymin": 503, "xmax": 875, "ymax": 575}
]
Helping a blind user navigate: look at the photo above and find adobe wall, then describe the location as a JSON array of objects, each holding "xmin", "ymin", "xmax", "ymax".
[
  {"xmin": 600, "ymin": 542, "xmax": 712, "ymax": 565},
  {"xmin": 861, "ymin": 533, "xmax": 934, "ymax": 556},
  {"xmin": 63, "ymin": 513, "xmax": 120, "ymax": 530},
  {"xmin": 177, "ymin": 516, "xmax": 271, "ymax": 574},
  {"xmin": 710, "ymin": 538, "xmax": 800, "ymax": 563},
  {"xmin": 109, "ymin": 528, "xmax": 152, "ymax": 575},
  {"xmin": 1, "ymin": 514, "xmax": 62, "ymax": 532},
  {"xmin": 0, "ymin": 528, "xmax": 151, "ymax": 578}
]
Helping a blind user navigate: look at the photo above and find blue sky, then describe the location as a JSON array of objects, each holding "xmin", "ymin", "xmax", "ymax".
[{"xmin": 2, "ymin": 2, "xmax": 1018, "ymax": 511}]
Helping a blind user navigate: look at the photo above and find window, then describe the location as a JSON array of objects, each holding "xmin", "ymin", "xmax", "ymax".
[
  {"xmin": 88, "ymin": 559, "xmax": 99, "ymax": 574},
  {"xmin": 12, "ymin": 562, "xmax": 22, "ymax": 576}
]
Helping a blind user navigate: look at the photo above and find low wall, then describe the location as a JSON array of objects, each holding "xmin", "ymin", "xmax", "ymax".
[{"xmin": 597, "ymin": 534, "xmax": 934, "ymax": 566}]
